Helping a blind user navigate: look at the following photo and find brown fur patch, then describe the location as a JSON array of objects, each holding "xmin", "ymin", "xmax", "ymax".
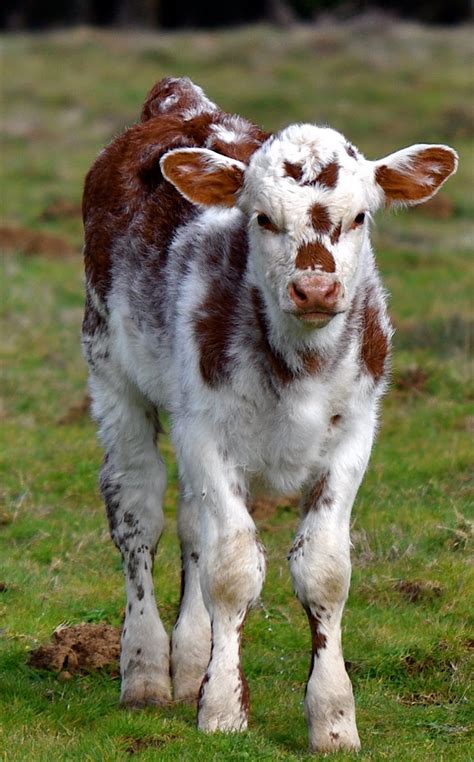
[
  {"xmin": 375, "ymin": 147, "xmax": 457, "ymax": 205},
  {"xmin": 309, "ymin": 202, "xmax": 332, "ymax": 235},
  {"xmin": 162, "ymin": 150, "xmax": 244, "ymax": 207},
  {"xmin": 252, "ymin": 288, "xmax": 296, "ymax": 386},
  {"xmin": 194, "ymin": 227, "xmax": 248, "ymax": 386},
  {"xmin": 315, "ymin": 161, "xmax": 339, "ymax": 189},
  {"xmin": 283, "ymin": 160, "xmax": 303, "ymax": 182},
  {"xmin": 330, "ymin": 222, "xmax": 342, "ymax": 245},
  {"xmin": 140, "ymin": 77, "xmax": 202, "ymax": 122},
  {"xmin": 304, "ymin": 607, "xmax": 327, "ymax": 679},
  {"xmin": 83, "ymin": 88, "xmax": 267, "ymax": 298},
  {"xmin": 295, "ymin": 241, "xmax": 336, "ymax": 272},
  {"xmin": 361, "ymin": 299, "xmax": 388, "ymax": 381},
  {"xmin": 302, "ymin": 472, "xmax": 332, "ymax": 514},
  {"xmin": 300, "ymin": 349, "xmax": 324, "ymax": 375}
]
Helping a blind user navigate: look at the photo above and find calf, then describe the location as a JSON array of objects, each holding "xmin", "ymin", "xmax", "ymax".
[{"xmin": 82, "ymin": 77, "xmax": 457, "ymax": 752}]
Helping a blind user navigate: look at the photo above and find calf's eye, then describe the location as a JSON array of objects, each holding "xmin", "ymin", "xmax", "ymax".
[
  {"xmin": 256, "ymin": 213, "xmax": 277, "ymax": 232},
  {"xmin": 354, "ymin": 212, "xmax": 366, "ymax": 225}
]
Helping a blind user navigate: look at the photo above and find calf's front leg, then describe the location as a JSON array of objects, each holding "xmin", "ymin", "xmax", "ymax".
[
  {"xmin": 288, "ymin": 421, "xmax": 375, "ymax": 753},
  {"xmin": 177, "ymin": 438, "xmax": 265, "ymax": 731}
]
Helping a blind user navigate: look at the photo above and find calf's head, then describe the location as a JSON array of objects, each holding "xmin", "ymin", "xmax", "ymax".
[{"xmin": 161, "ymin": 125, "xmax": 457, "ymax": 328}]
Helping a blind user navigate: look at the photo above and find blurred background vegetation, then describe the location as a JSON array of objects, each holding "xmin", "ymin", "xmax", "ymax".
[
  {"xmin": 1, "ymin": 0, "xmax": 471, "ymax": 30},
  {"xmin": 1, "ymin": 10, "xmax": 473, "ymax": 760}
]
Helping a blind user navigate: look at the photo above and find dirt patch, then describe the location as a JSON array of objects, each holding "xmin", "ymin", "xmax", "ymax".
[
  {"xmin": 0, "ymin": 582, "xmax": 8, "ymax": 592},
  {"xmin": 28, "ymin": 623, "xmax": 120, "ymax": 676},
  {"xmin": 58, "ymin": 394, "xmax": 91, "ymax": 425},
  {"xmin": 395, "ymin": 579, "xmax": 443, "ymax": 603},
  {"xmin": 40, "ymin": 199, "xmax": 82, "ymax": 222},
  {"xmin": 250, "ymin": 494, "xmax": 299, "ymax": 521},
  {"xmin": 398, "ymin": 691, "xmax": 451, "ymax": 706},
  {"xmin": 0, "ymin": 224, "xmax": 76, "ymax": 257},
  {"xmin": 394, "ymin": 315, "xmax": 472, "ymax": 357},
  {"xmin": 412, "ymin": 194, "xmax": 455, "ymax": 220},
  {"xmin": 123, "ymin": 735, "xmax": 180, "ymax": 755},
  {"xmin": 393, "ymin": 366, "xmax": 429, "ymax": 395}
]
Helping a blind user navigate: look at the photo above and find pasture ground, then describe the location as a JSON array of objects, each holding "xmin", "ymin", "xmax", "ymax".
[{"xmin": 1, "ymin": 20, "xmax": 473, "ymax": 760}]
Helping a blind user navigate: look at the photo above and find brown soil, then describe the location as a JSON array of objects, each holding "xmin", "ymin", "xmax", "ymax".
[
  {"xmin": 0, "ymin": 224, "xmax": 76, "ymax": 257},
  {"xmin": 123, "ymin": 735, "xmax": 180, "ymax": 755},
  {"xmin": 58, "ymin": 394, "xmax": 91, "ymax": 424},
  {"xmin": 394, "ymin": 366, "xmax": 429, "ymax": 394},
  {"xmin": 413, "ymin": 194, "xmax": 455, "ymax": 220},
  {"xmin": 40, "ymin": 199, "xmax": 82, "ymax": 221},
  {"xmin": 250, "ymin": 494, "xmax": 299, "ymax": 521},
  {"xmin": 395, "ymin": 579, "xmax": 443, "ymax": 603},
  {"xmin": 28, "ymin": 623, "xmax": 120, "ymax": 675}
]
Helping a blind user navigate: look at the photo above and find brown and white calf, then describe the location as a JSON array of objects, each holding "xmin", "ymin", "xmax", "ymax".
[{"xmin": 82, "ymin": 77, "xmax": 457, "ymax": 752}]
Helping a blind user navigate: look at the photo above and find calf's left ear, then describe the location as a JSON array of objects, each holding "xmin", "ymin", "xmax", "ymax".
[
  {"xmin": 374, "ymin": 144, "xmax": 458, "ymax": 207},
  {"xmin": 160, "ymin": 148, "xmax": 246, "ymax": 207}
]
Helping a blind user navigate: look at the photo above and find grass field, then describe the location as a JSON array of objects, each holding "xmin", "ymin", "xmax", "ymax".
[{"xmin": 1, "ymin": 20, "xmax": 473, "ymax": 760}]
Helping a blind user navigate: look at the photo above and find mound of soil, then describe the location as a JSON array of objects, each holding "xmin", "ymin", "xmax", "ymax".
[
  {"xmin": 395, "ymin": 579, "xmax": 443, "ymax": 603},
  {"xmin": 0, "ymin": 224, "xmax": 76, "ymax": 257},
  {"xmin": 28, "ymin": 623, "xmax": 120, "ymax": 676},
  {"xmin": 40, "ymin": 199, "xmax": 82, "ymax": 221},
  {"xmin": 58, "ymin": 394, "xmax": 91, "ymax": 424}
]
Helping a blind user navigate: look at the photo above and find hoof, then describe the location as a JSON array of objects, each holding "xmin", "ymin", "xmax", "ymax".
[
  {"xmin": 198, "ymin": 712, "xmax": 248, "ymax": 733},
  {"xmin": 120, "ymin": 664, "xmax": 172, "ymax": 708}
]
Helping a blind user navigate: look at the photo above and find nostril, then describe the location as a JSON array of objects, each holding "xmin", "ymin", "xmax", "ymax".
[
  {"xmin": 289, "ymin": 282, "xmax": 307, "ymax": 304},
  {"xmin": 325, "ymin": 281, "xmax": 340, "ymax": 301}
]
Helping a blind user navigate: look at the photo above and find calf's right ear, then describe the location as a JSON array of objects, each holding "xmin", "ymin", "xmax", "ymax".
[{"xmin": 160, "ymin": 148, "xmax": 246, "ymax": 207}]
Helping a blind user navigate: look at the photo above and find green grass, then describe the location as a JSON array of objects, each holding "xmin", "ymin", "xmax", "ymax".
[{"xmin": 1, "ymin": 20, "xmax": 473, "ymax": 761}]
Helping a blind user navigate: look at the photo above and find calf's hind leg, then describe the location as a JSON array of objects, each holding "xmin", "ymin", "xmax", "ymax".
[
  {"xmin": 171, "ymin": 491, "xmax": 212, "ymax": 702},
  {"xmin": 92, "ymin": 375, "xmax": 171, "ymax": 706}
]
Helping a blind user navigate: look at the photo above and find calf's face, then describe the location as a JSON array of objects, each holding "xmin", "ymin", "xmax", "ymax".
[{"xmin": 161, "ymin": 125, "xmax": 457, "ymax": 327}]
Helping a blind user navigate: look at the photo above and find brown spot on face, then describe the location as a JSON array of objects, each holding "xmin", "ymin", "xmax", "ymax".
[
  {"xmin": 315, "ymin": 161, "xmax": 339, "ymax": 189},
  {"xmin": 330, "ymin": 414, "xmax": 341, "ymax": 425},
  {"xmin": 302, "ymin": 472, "xmax": 333, "ymax": 514},
  {"xmin": 361, "ymin": 298, "xmax": 389, "ymax": 381},
  {"xmin": 330, "ymin": 731, "xmax": 340, "ymax": 741},
  {"xmin": 295, "ymin": 241, "xmax": 336, "ymax": 273},
  {"xmin": 309, "ymin": 202, "xmax": 332, "ymax": 235},
  {"xmin": 283, "ymin": 160, "xmax": 303, "ymax": 182},
  {"xmin": 330, "ymin": 222, "xmax": 342, "ymax": 245}
]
